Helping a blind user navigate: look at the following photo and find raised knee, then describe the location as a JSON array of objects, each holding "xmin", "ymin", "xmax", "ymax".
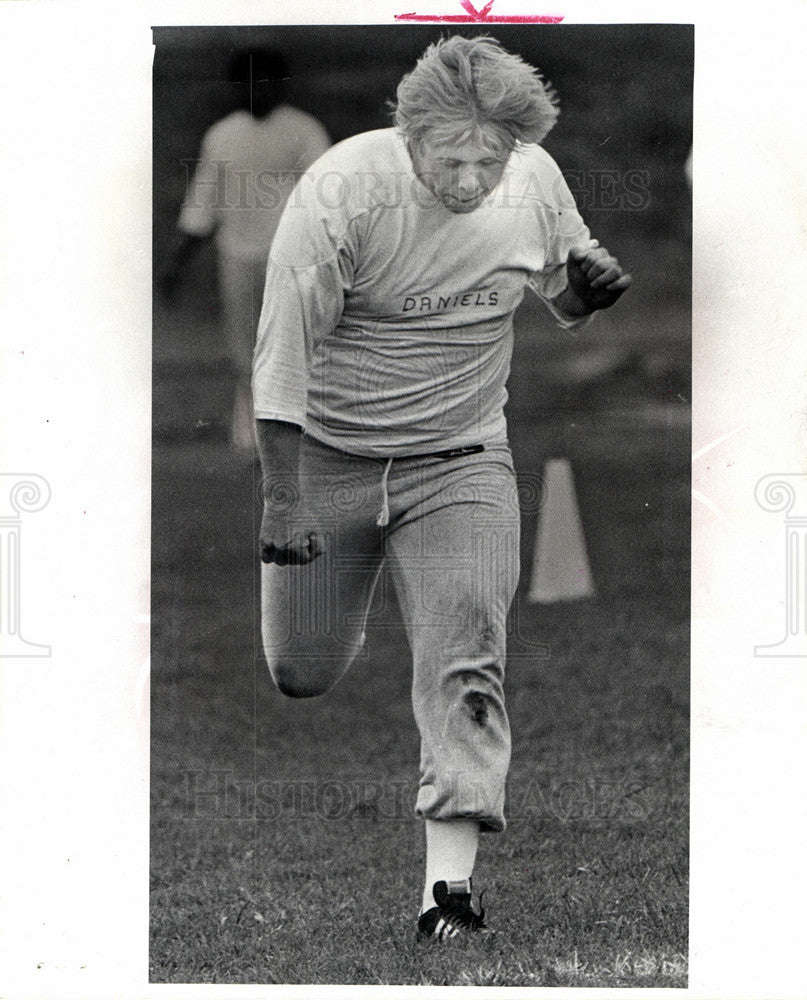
[{"xmin": 267, "ymin": 656, "xmax": 338, "ymax": 699}]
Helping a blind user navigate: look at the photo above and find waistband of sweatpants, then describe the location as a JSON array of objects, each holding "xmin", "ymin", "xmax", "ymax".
[
  {"xmin": 403, "ymin": 444, "xmax": 485, "ymax": 461},
  {"xmin": 375, "ymin": 444, "xmax": 486, "ymax": 527},
  {"xmin": 303, "ymin": 432, "xmax": 488, "ymax": 465}
]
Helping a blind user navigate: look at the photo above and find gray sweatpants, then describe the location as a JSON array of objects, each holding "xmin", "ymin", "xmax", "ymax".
[{"xmin": 261, "ymin": 435, "xmax": 520, "ymax": 831}]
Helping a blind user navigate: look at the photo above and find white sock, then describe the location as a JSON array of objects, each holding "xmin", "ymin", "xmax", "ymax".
[{"xmin": 421, "ymin": 818, "xmax": 481, "ymax": 914}]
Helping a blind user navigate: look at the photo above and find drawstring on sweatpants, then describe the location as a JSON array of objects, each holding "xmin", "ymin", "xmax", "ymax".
[
  {"xmin": 374, "ymin": 445, "xmax": 484, "ymax": 528},
  {"xmin": 376, "ymin": 457, "xmax": 393, "ymax": 527}
]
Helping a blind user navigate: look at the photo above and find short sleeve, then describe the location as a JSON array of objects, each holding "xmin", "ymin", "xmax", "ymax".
[
  {"xmin": 252, "ymin": 171, "xmax": 354, "ymax": 428},
  {"xmin": 177, "ymin": 132, "xmax": 218, "ymax": 238}
]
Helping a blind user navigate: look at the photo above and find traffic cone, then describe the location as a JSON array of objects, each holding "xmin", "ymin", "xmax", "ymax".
[{"xmin": 528, "ymin": 458, "xmax": 595, "ymax": 603}]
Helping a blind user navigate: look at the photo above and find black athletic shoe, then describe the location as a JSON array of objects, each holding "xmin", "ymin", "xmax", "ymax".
[{"xmin": 417, "ymin": 878, "xmax": 487, "ymax": 941}]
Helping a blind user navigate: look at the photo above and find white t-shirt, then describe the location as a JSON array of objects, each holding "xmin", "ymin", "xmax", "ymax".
[
  {"xmin": 178, "ymin": 105, "xmax": 331, "ymax": 260},
  {"xmin": 253, "ymin": 128, "xmax": 590, "ymax": 457}
]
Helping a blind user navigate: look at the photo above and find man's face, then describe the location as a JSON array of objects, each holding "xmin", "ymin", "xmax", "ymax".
[{"xmin": 409, "ymin": 134, "xmax": 512, "ymax": 214}]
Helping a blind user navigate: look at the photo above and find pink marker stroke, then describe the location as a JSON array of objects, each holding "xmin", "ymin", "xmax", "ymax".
[{"xmin": 395, "ymin": 0, "xmax": 564, "ymax": 22}]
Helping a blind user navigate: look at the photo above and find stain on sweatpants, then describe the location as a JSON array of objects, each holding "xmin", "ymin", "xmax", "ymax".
[{"xmin": 465, "ymin": 690, "xmax": 488, "ymax": 727}]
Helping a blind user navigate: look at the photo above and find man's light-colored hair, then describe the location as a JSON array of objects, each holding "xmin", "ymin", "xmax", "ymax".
[{"xmin": 392, "ymin": 35, "xmax": 559, "ymax": 153}]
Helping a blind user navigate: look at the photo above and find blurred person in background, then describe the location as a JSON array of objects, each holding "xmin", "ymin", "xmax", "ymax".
[
  {"xmin": 254, "ymin": 35, "xmax": 630, "ymax": 941},
  {"xmin": 160, "ymin": 48, "xmax": 330, "ymax": 454}
]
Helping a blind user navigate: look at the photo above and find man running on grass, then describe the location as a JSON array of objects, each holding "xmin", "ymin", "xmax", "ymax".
[{"xmin": 253, "ymin": 34, "xmax": 630, "ymax": 940}]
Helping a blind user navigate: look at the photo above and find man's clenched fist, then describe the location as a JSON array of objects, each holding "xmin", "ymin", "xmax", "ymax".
[
  {"xmin": 565, "ymin": 240, "xmax": 632, "ymax": 312},
  {"xmin": 259, "ymin": 495, "xmax": 323, "ymax": 566}
]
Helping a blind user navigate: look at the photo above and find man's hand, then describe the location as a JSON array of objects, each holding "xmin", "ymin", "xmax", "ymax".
[
  {"xmin": 259, "ymin": 480, "xmax": 323, "ymax": 566},
  {"xmin": 558, "ymin": 240, "xmax": 632, "ymax": 316}
]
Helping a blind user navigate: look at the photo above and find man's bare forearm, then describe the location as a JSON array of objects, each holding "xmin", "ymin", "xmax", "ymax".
[
  {"xmin": 157, "ymin": 232, "xmax": 210, "ymax": 301},
  {"xmin": 255, "ymin": 419, "xmax": 304, "ymax": 484},
  {"xmin": 256, "ymin": 419, "xmax": 323, "ymax": 564}
]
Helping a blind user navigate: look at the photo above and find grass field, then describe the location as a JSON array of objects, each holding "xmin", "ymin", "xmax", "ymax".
[{"xmin": 149, "ymin": 283, "xmax": 690, "ymax": 986}]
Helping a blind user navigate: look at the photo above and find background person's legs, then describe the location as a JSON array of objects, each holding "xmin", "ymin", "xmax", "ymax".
[{"xmin": 219, "ymin": 250, "xmax": 266, "ymax": 454}]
